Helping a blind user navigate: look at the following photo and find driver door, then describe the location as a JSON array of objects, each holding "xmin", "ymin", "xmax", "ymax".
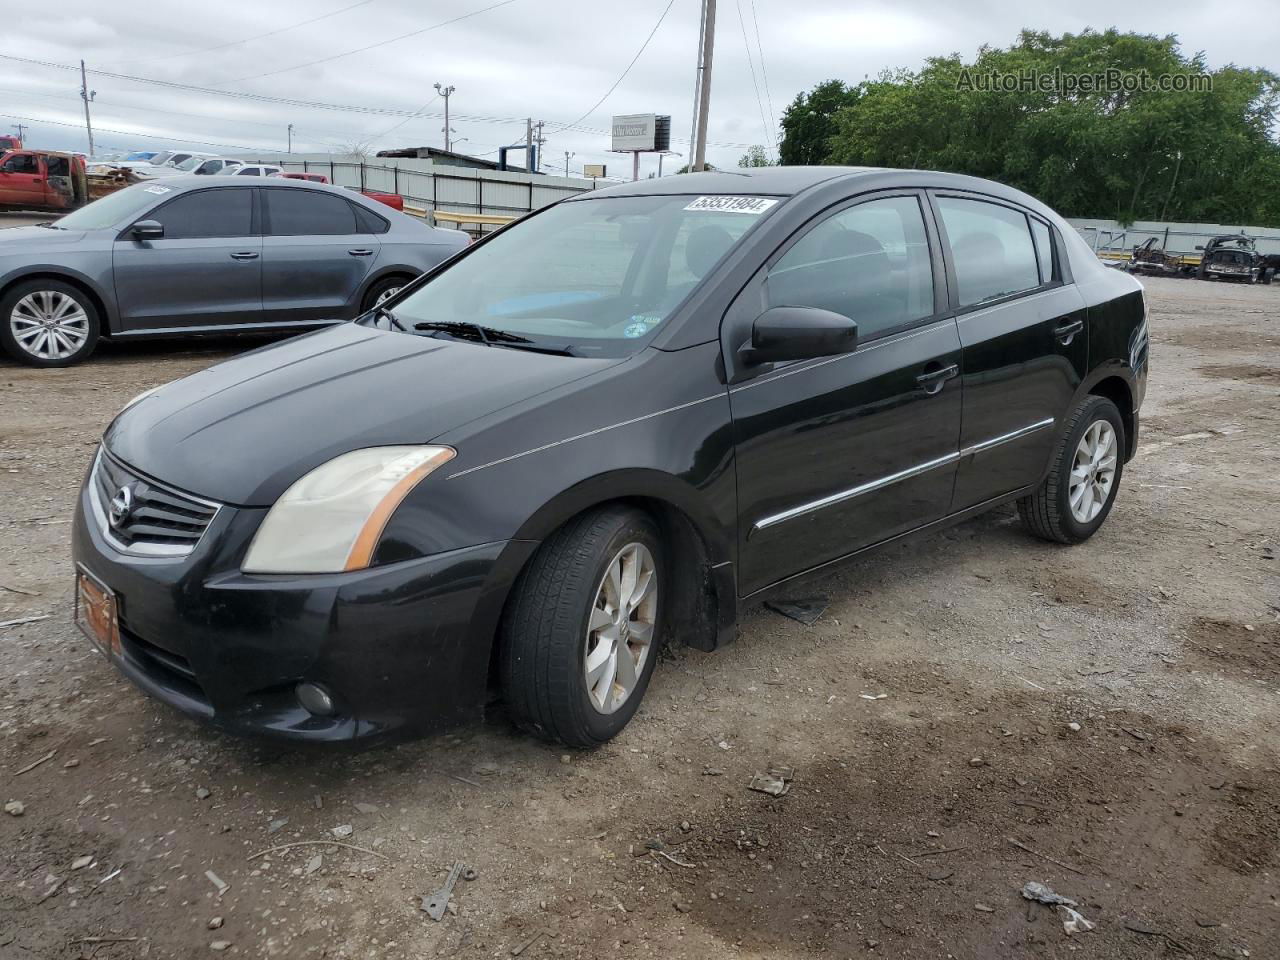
[{"xmin": 728, "ymin": 191, "xmax": 964, "ymax": 595}]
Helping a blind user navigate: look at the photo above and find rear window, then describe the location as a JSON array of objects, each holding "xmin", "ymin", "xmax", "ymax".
[
  {"xmin": 265, "ymin": 189, "xmax": 357, "ymax": 236},
  {"xmin": 936, "ymin": 196, "xmax": 1041, "ymax": 307},
  {"xmin": 353, "ymin": 203, "xmax": 389, "ymax": 234}
]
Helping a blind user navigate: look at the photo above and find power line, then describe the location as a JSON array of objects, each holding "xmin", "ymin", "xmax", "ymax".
[
  {"xmin": 747, "ymin": 0, "xmax": 777, "ymax": 149},
  {"xmin": 98, "ymin": 0, "xmax": 378, "ymax": 67},
  {"xmin": 217, "ymin": 0, "xmax": 523, "ymax": 84},
  {"xmin": 550, "ymin": 0, "xmax": 678, "ymax": 132},
  {"xmin": 734, "ymin": 0, "xmax": 770, "ymax": 156},
  {"xmin": 0, "ymin": 112, "xmax": 289, "ymax": 153},
  {"xmin": 0, "ymin": 54, "xmax": 763, "ymax": 149}
]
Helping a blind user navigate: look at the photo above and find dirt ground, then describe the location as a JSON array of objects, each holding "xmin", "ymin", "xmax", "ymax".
[{"xmin": 1, "ymin": 275, "xmax": 1277, "ymax": 960}]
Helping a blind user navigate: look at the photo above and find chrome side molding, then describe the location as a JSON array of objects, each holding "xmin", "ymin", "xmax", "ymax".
[{"xmin": 750, "ymin": 417, "xmax": 1056, "ymax": 535}]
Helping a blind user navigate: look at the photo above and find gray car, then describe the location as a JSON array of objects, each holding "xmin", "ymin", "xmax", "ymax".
[{"xmin": 0, "ymin": 177, "xmax": 468, "ymax": 366}]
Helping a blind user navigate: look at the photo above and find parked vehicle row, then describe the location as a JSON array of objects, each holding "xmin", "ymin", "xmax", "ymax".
[
  {"xmin": 69, "ymin": 167, "xmax": 1149, "ymax": 748},
  {"xmin": 0, "ymin": 176, "xmax": 467, "ymax": 365}
]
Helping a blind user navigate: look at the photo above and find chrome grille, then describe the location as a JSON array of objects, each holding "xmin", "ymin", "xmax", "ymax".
[{"xmin": 91, "ymin": 450, "xmax": 220, "ymax": 557}]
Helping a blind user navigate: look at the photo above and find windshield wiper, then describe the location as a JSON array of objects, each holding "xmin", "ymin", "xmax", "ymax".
[
  {"xmin": 413, "ymin": 320, "xmax": 532, "ymax": 346},
  {"xmin": 35, "ymin": 221, "xmax": 63, "ymax": 230}
]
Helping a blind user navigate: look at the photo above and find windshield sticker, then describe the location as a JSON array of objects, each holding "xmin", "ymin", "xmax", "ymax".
[
  {"xmin": 623, "ymin": 315, "xmax": 664, "ymax": 339},
  {"xmin": 143, "ymin": 185, "xmax": 172, "ymax": 195},
  {"xmin": 684, "ymin": 196, "xmax": 778, "ymax": 214}
]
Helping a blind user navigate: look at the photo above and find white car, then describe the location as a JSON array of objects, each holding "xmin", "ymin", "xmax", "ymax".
[
  {"xmin": 220, "ymin": 163, "xmax": 284, "ymax": 177},
  {"xmin": 136, "ymin": 153, "xmax": 219, "ymax": 179}
]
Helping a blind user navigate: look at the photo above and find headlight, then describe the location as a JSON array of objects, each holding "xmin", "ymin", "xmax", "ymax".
[{"xmin": 242, "ymin": 445, "xmax": 455, "ymax": 574}]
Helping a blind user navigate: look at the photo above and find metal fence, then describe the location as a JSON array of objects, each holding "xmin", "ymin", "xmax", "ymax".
[
  {"xmin": 1068, "ymin": 217, "xmax": 1280, "ymax": 257},
  {"xmin": 248, "ymin": 155, "xmax": 595, "ymax": 230}
]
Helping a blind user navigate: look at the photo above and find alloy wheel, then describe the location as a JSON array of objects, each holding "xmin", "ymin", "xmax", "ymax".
[
  {"xmin": 583, "ymin": 542, "xmax": 658, "ymax": 714},
  {"xmin": 1068, "ymin": 419, "xmax": 1117, "ymax": 524},
  {"xmin": 10, "ymin": 291, "xmax": 90, "ymax": 361},
  {"xmin": 374, "ymin": 285, "xmax": 402, "ymax": 306}
]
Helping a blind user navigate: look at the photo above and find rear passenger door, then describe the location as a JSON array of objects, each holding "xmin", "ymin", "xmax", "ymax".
[
  {"xmin": 260, "ymin": 187, "xmax": 382, "ymax": 323},
  {"xmin": 929, "ymin": 193, "xmax": 1088, "ymax": 510}
]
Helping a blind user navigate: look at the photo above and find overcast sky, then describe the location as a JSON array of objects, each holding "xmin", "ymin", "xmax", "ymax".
[{"xmin": 1, "ymin": 0, "xmax": 1273, "ymax": 179}]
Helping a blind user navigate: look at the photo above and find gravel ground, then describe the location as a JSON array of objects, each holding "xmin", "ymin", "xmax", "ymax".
[{"xmin": 1, "ymin": 276, "xmax": 1277, "ymax": 959}]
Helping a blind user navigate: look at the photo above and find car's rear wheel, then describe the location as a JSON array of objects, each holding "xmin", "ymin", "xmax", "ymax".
[
  {"xmin": 499, "ymin": 506, "xmax": 664, "ymax": 747},
  {"xmin": 1018, "ymin": 395, "xmax": 1125, "ymax": 544},
  {"xmin": 362, "ymin": 275, "xmax": 411, "ymax": 314},
  {"xmin": 0, "ymin": 280, "xmax": 100, "ymax": 367}
]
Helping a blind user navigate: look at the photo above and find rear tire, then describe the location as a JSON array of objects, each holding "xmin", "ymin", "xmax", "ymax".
[
  {"xmin": 499, "ymin": 506, "xmax": 665, "ymax": 748},
  {"xmin": 361, "ymin": 275, "xmax": 412, "ymax": 313},
  {"xmin": 1018, "ymin": 395, "xmax": 1126, "ymax": 544},
  {"xmin": 0, "ymin": 279, "xmax": 100, "ymax": 367}
]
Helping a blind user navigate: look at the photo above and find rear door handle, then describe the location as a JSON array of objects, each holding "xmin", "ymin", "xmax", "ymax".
[
  {"xmin": 916, "ymin": 362, "xmax": 959, "ymax": 395},
  {"xmin": 348, "ymin": 248, "xmax": 374, "ymax": 257},
  {"xmin": 1054, "ymin": 319, "xmax": 1084, "ymax": 345},
  {"xmin": 230, "ymin": 251, "xmax": 259, "ymax": 261}
]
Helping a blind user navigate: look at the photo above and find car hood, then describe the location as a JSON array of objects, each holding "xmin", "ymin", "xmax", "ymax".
[
  {"xmin": 104, "ymin": 323, "xmax": 622, "ymax": 506},
  {"xmin": 0, "ymin": 225, "xmax": 91, "ymax": 251}
]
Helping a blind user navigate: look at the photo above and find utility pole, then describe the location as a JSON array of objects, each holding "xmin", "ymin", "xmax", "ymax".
[
  {"xmin": 533, "ymin": 121, "xmax": 546, "ymax": 172},
  {"xmin": 287, "ymin": 123, "xmax": 294, "ymax": 153},
  {"xmin": 525, "ymin": 117, "xmax": 533, "ymax": 173},
  {"xmin": 435, "ymin": 83, "xmax": 455, "ymax": 152},
  {"xmin": 563, "ymin": 150, "xmax": 574, "ymax": 177},
  {"xmin": 79, "ymin": 60, "xmax": 96, "ymax": 157},
  {"xmin": 687, "ymin": 0, "xmax": 707, "ymax": 165},
  {"xmin": 691, "ymin": 0, "xmax": 716, "ymax": 171},
  {"xmin": 12, "ymin": 123, "xmax": 28, "ymax": 142}
]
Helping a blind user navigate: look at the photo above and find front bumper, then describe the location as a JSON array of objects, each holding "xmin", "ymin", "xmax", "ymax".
[{"xmin": 72, "ymin": 457, "xmax": 533, "ymax": 742}]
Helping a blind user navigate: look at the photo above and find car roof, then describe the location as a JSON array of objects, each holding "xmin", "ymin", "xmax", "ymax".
[{"xmin": 583, "ymin": 166, "xmax": 879, "ymax": 199}]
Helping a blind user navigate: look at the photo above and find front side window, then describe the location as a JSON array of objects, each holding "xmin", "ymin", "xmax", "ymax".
[
  {"xmin": 765, "ymin": 195, "xmax": 935, "ymax": 340},
  {"xmin": 386, "ymin": 194, "xmax": 778, "ymax": 357},
  {"xmin": 936, "ymin": 196, "xmax": 1041, "ymax": 307},
  {"xmin": 2, "ymin": 154, "xmax": 39, "ymax": 175},
  {"xmin": 148, "ymin": 189, "xmax": 253, "ymax": 239},
  {"xmin": 265, "ymin": 189, "xmax": 357, "ymax": 235},
  {"xmin": 237, "ymin": 167, "xmax": 261, "ymax": 176}
]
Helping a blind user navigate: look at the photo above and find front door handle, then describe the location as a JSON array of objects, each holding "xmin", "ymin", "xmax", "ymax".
[
  {"xmin": 230, "ymin": 251, "xmax": 259, "ymax": 261},
  {"xmin": 916, "ymin": 362, "xmax": 959, "ymax": 395},
  {"xmin": 348, "ymin": 248, "xmax": 374, "ymax": 257},
  {"xmin": 1054, "ymin": 318, "xmax": 1084, "ymax": 345}
]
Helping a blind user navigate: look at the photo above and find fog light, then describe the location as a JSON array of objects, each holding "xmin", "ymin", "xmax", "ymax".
[{"xmin": 296, "ymin": 681, "xmax": 336, "ymax": 717}]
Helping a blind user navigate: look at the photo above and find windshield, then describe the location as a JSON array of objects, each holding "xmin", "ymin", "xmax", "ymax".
[
  {"xmin": 173, "ymin": 156, "xmax": 205, "ymax": 172},
  {"xmin": 55, "ymin": 182, "xmax": 171, "ymax": 230},
  {"xmin": 386, "ymin": 194, "xmax": 778, "ymax": 357},
  {"xmin": 149, "ymin": 151, "xmax": 174, "ymax": 165}
]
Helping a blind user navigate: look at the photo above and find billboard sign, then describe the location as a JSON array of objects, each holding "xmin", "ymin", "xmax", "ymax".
[{"xmin": 611, "ymin": 114, "xmax": 671, "ymax": 152}]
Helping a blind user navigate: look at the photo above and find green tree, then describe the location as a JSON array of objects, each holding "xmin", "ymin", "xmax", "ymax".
[
  {"xmin": 787, "ymin": 30, "xmax": 1280, "ymax": 225},
  {"xmin": 778, "ymin": 80, "xmax": 856, "ymax": 165},
  {"xmin": 738, "ymin": 145, "xmax": 773, "ymax": 167}
]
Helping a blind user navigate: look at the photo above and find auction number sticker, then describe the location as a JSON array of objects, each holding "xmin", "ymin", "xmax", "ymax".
[
  {"xmin": 684, "ymin": 196, "xmax": 779, "ymax": 214},
  {"xmin": 143, "ymin": 185, "xmax": 172, "ymax": 195}
]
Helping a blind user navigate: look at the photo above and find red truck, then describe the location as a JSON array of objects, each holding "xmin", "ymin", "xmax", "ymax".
[
  {"xmin": 0, "ymin": 135, "xmax": 23, "ymax": 152},
  {"xmin": 0, "ymin": 150, "xmax": 89, "ymax": 212},
  {"xmin": 279, "ymin": 171, "xmax": 406, "ymax": 211}
]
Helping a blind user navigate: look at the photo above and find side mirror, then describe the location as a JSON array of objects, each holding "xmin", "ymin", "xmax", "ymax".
[
  {"xmin": 131, "ymin": 220, "xmax": 164, "ymax": 241},
  {"xmin": 740, "ymin": 306, "xmax": 858, "ymax": 365},
  {"xmin": 1194, "ymin": 245, "xmax": 1204, "ymax": 251}
]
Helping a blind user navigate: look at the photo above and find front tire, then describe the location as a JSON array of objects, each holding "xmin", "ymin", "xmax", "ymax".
[
  {"xmin": 0, "ymin": 280, "xmax": 100, "ymax": 367},
  {"xmin": 499, "ymin": 506, "xmax": 665, "ymax": 747},
  {"xmin": 1018, "ymin": 395, "xmax": 1125, "ymax": 544}
]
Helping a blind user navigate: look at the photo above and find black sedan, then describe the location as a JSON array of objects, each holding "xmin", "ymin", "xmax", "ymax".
[
  {"xmin": 0, "ymin": 177, "xmax": 466, "ymax": 366},
  {"xmin": 72, "ymin": 167, "xmax": 1149, "ymax": 746}
]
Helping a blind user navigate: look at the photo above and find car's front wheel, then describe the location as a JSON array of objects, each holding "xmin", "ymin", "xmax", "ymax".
[
  {"xmin": 0, "ymin": 280, "xmax": 100, "ymax": 367},
  {"xmin": 1018, "ymin": 395, "xmax": 1126, "ymax": 544},
  {"xmin": 499, "ymin": 506, "xmax": 664, "ymax": 747}
]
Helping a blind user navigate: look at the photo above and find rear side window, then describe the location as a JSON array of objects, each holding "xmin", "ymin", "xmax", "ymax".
[
  {"xmin": 352, "ymin": 203, "xmax": 390, "ymax": 234},
  {"xmin": 936, "ymin": 196, "xmax": 1041, "ymax": 307},
  {"xmin": 766, "ymin": 195, "xmax": 935, "ymax": 340},
  {"xmin": 265, "ymin": 189, "xmax": 357, "ymax": 236},
  {"xmin": 149, "ymin": 189, "xmax": 253, "ymax": 239},
  {"xmin": 1030, "ymin": 218, "xmax": 1055, "ymax": 283}
]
